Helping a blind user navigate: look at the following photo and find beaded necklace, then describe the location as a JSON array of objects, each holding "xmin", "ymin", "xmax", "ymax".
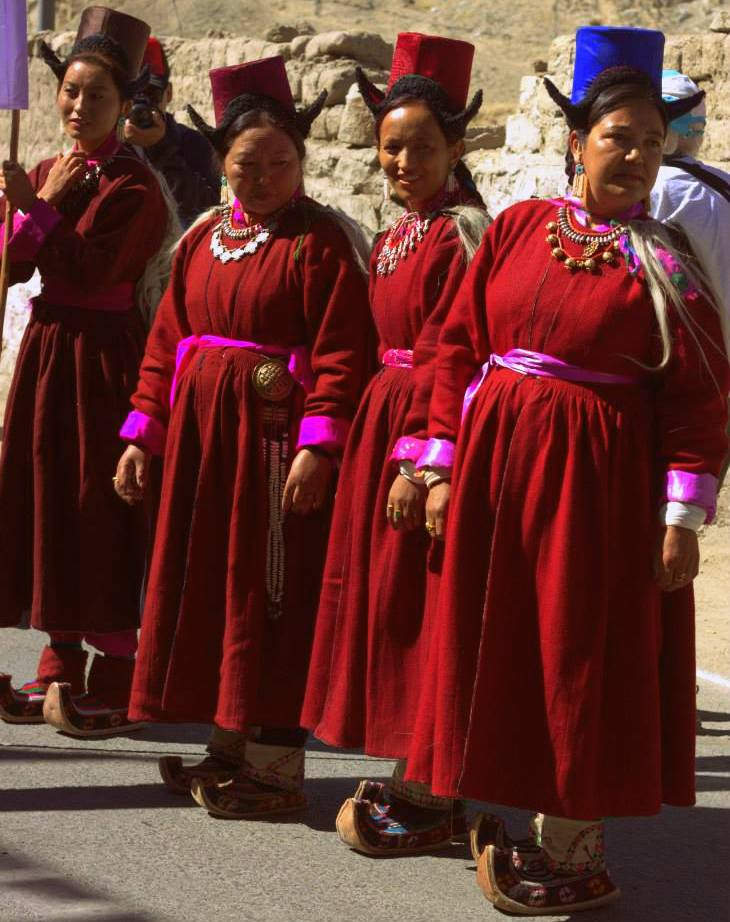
[
  {"xmin": 210, "ymin": 204, "xmax": 277, "ymax": 264},
  {"xmin": 376, "ymin": 211, "xmax": 432, "ymax": 277},
  {"xmin": 546, "ymin": 204, "xmax": 625, "ymax": 272}
]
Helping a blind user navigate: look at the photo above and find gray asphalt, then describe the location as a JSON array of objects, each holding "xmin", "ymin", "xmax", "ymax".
[{"xmin": 1, "ymin": 626, "xmax": 729, "ymax": 922}]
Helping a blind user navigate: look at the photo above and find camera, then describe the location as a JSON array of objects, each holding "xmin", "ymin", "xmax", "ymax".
[{"xmin": 128, "ymin": 87, "xmax": 163, "ymax": 130}]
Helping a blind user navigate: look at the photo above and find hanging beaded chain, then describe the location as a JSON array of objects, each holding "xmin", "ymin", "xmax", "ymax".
[
  {"xmin": 376, "ymin": 211, "xmax": 432, "ymax": 277},
  {"xmin": 546, "ymin": 205, "xmax": 626, "ymax": 272},
  {"xmin": 210, "ymin": 204, "xmax": 276, "ymax": 264}
]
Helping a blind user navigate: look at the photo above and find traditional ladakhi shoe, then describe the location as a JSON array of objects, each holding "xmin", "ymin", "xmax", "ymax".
[
  {"xmin": 0, "ymin": 646, "xmax": 88, "ymax": 724},
  {"xmin": 43, "ymin": 654, "xmax": 144, "ymax": 738},
  {"xmin": 475, "ymin": 815, "xmax": 620, "ymax": 915},
  {"xmin": 158, "ymin": 755, "xmax": 238, "ymax": 795},
  {"xmin": 191, "ymin": 741, "xmax": 307, "ymax": 819},
  {"xmin": 336, "ymin": 778, "xmax": 468, "ymax": 856}
]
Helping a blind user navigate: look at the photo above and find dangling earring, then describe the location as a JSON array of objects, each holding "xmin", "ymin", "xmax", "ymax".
[
  {"xmin": 446, "ymin": 167, "xmax": 458, "ymax": 196},
  {"xmin": 116, "ymin": 115, "xmax": 126, "ymax": 144},
  {"xmin": 382, "ymin": 175, "xmax": 391, "ymax": 205},
  {"xmin": 572, "ymin": 160, "xmax": 586, "ymax": 199},
  {"xmin": 220, "ymin": 174, "xmax": 232, "ymax": 207}
]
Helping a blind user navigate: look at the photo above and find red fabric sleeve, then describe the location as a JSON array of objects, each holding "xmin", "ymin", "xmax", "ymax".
[
  {"xmin": 401, "ymin": 221, "xmax": 473, "ymax": 441},
  {"xmin": 657, "ymin": 293, "xmax": 729, "ymax": 476},
  {"xmin": 426, "ymin": 228, "xmax": 494, "ymax": 442},
  {"xmin": 26, "ymin": 161, "xmax": 166, "ymax": 291},
  {"xmin": 299, "ymin": 215, "xmax": 373, "ymax": 426},
  {"xmin": 128, "ymin": 225, "xmax": 203, "ymax": 429},
  {"xmin": 0, "ymin": 164, "xmax": 43, "ymax": 285}
]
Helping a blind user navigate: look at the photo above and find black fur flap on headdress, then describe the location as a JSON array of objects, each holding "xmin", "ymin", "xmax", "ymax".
[
  {"xmin": 188, "ymin": 90, "xmax": 328, "ymax": 151},
  {"xmin": 544, "ymin": 67, "xmax": 705, "ymax": 130},
  {"xmin": 356, "ymin": 67, "xmax": 482, "ymax": 132},
  {"xmin": 39, "ymin": 34, "xmax": 150, "ymax": 97}
]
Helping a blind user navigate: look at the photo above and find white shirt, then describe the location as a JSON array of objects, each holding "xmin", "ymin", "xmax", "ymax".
[{"xmin": 651, "ymin": 156, "xmax": 730, "ymax": 323}]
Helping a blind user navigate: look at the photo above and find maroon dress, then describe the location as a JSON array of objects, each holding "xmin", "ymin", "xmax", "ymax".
[
  {"xmin": 0, "ymin": 141, "xmax": 167, "ymax": 634},
  {"xmin": 124, "ymin": 200, "xmax": 371, "ymax": 733},
  {"xmin": 301, "ymin": 213, "xmax": 481, "ymax": 756},
  {"xmin": 403, "ymin": 199, "xmax": 729, "ymax": 818}
]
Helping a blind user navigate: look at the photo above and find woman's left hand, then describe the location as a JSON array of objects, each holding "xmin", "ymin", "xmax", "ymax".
[
  {"xmin": 0, "ymin": 160, "xmax": 37, "ymax": 213},
  {"xmin": 654, "ymin": 525, "xmax": 700, "ymax": 591},
  {"xmin": 282, "ymin": 448, "xmax": 333, "ymax": 516}
]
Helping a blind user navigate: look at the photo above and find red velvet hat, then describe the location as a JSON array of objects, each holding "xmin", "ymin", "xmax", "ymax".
[
  {"xmin": 187, "ymin": 55, "xmax": 326, "ymax": 150},
  {"xmin": 387, "ymin": 32, "xmax": 475, "ymax": 111},
  {"xmin": 356, "ymin": 31, "xmax": 482, "ymax": 132},
  {"xmin": 209, "ymin": 56, "xmax": 295, "ymax": 127},
  {"xmin": 144, "ymin": 36, "xmax": 170, "ymax": 88},
  {"xmin": 39, "ymin": 5, "xmax": 151, "ymax": 95}
]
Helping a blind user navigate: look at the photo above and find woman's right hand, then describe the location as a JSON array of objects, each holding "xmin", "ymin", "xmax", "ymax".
[
  {"xmin": 37, "ymin": 151, "xmax": 87, "ymax": 206},
  {"xmin": 425, "ymin": 481, "xmax": 451, "ymax": 541},
  {"xmin": 114, "ymin": 445, "xmax": 149, "ymax": 505}
]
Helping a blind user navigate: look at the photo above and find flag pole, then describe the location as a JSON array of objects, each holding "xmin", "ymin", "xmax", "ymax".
[{"xmin": 0, "ymin": 108, "xmax": 21, "ymax": 364}]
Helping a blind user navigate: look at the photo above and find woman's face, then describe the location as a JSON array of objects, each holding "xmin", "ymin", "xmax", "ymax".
[
  {"xmin": 571, "ymin": 100, "xmax": 665, "ymax": 216},
  {"xmin": 224, "ymin": 123, "xmax": 303, "ymax": 220},
  {"xmin": 378, "ymin": 100, "xmax": 464, "ymax": 210},
  {"xmin": 58, "ymin": 60, "xmax": 125, "ymax": 151}
]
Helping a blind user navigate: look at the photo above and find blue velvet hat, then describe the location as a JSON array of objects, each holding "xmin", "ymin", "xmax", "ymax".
[{"xmin": 544, "ymin": 25, "xmax": 704, "ymax": 129}]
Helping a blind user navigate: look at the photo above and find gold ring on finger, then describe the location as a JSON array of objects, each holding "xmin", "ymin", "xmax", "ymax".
[{"xmin": 393, "ymin": 508, "xmax": 402, "ymax": 520}]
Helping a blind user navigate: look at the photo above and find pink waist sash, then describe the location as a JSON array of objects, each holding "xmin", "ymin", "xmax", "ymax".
[
  {"xmin": 381, "ymin": 348, "xmax": 414, "ymax": 369},
  {"xmin": 463, "ymin": 348, "xmax": 637, "ymax": 417},
  {"xmin": 170, "ymin": 334, "xmax": 314, "ymax": 406}
]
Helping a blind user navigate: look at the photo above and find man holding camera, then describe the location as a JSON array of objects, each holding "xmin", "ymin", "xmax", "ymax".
[{"xmin": 123, "ymin": 37, "xmax": 220, "ymax": 227}]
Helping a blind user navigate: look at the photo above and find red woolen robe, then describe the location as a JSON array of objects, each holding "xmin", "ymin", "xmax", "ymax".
[
  {"xmin": 404, "ymin": 198, "xmax": 729, "ymax": 819},
  {"xmin": 0, "ymin": 140, "xmax": 167, "ymax": 634},
  {"xmin": 301, "ymin": 214, "xmax": 479, "ymax": 756},
  {"xmin": 125, "ymin": 200, "xmax": 371, "ymax": 733}
]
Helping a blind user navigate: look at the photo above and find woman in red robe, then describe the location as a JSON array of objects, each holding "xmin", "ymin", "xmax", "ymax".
[
  {"xmin": 407, "ymin": 27, "xmax": 728, "ymax": 914},
  {"xmin": 300, "ymin": 32, "xmax": 490, "ymax": 854},
  {"xmin": 114, "ymin": 55, "xmax": 371, "ymax": 818},
  {"xmin": 0, "ymin": 7, "xmax": 169, "ymax": 735}
]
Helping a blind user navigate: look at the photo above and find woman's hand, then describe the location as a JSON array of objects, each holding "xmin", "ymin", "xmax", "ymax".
[
  {"xmin": 114, "ymin": 445, "xmax": 149, "ymax": 505},
  {"xmin": 425, "ymin": 481, "xmax": 451, "ymax": 541},
  {"xmin": 0, "ymin": 160, "xmax": 37, "ymax": 212},
  {"xmin": 282, "ymin": 448, "xmax": 333, "ymax": 516},
  {"xmin": 386, "ymin": 473, "xmax": 426, "ymax": 530},
  {"xmin": 37, "ymin": 151, "xmax": 87, "ymax": 206},
  {"xmin": 654, "ymin": 525, "xmax": 700, "ymax": 591}
]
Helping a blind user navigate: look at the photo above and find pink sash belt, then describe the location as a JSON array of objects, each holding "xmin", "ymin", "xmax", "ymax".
[
  {"xmin": 381, "ymin": 348, "xmax": 414, "ymax": 369},
  {"xmin": 170, "ymin": 334, "xmax": 314, "ymax": 406},
  {"xmin": 463, "ymin": 348, "xmax": 636, "ymax": 416}
]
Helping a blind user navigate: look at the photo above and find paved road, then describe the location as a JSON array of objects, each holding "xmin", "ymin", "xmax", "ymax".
[{"xmin": 1, "ymin": 626, "xmax": 729, "ymax": 922}]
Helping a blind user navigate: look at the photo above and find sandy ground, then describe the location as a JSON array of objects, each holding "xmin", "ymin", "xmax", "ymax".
[{"xmin": 695, "ymin": 481, "xmax": 730, "ymax": 678}]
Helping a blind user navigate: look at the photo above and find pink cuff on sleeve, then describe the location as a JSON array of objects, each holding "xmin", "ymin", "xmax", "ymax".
[
  {"xmin": 4, "ymin": 199, "xmax": 62, "ymax": 261},
  {"xmin": 390, "ymin": 436, "xmax": 427, "ymax": 463},
  {"xmin": 665, "ymin": 469, "xmax": 718, "ymax": 524},
  {"xmin": 296, "ymin": 415, "xmax": 350, "ymax": 454},
  {"xmin": 416, "ymin": 437, "xmax": 455, "ymax": 470},
  {"xmin": 119, "ymin": 410, "xmax": 167, "ymax": 456}
]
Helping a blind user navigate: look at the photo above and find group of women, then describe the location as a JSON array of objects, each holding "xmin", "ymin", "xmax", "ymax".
[{"xmin": 0, "ymin": 7, "xmax": 727, "ymax": 915}]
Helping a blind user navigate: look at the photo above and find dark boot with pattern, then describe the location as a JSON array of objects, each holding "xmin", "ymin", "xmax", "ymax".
[
  {"xmin": 43, "ymin": 653, "xmax": 144, "ymax": 737},
  {"xmin": 0, "ymin": 645, "xmax": 87, "ymax": 724},
  {"xmin": 159, "ymin": 726, "xmax": 244, "ymax": 794}
]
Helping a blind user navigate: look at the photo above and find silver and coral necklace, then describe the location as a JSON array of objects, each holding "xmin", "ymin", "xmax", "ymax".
[
  {"xmin": 376, "ymin": 211, "xmax": 432, "ymax": 276},
  {"xmin": 210, "ymin": 205, "xmax": 276, "ymax": 263}
]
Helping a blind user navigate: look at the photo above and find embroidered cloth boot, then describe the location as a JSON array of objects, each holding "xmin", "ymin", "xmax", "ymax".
[
  {"xmin": 0, "ymin": 645, "xmax": 88, "ymax": 724},
  {"xmin": 477, "ymin": 814, "xmax": 620, "ymax": 914},
  {"xmin": 336, "ymin": 760, "xmax": 467, "ymax": 856},
  {"xmin": 43, "ymin": 654, "xmax": 144, "ymax": 738},
  {"xmin": 192, "ymin": 738, "xmax": 307, "ymax": 818},
  {"xmin": 159, "ymin": 726, "xmax": 246, "ymax": 794}
]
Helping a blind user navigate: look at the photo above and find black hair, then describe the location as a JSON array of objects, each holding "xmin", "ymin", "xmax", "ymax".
[
  {"xmin": 60, "ymin": 51, "xmax": 130, "ymax": 100},
  {"xmin": 374, "ymin": 93, "xmax": 467, "ymax": 145},
  {"xmin": 218, "ymin": 107, "xmax": 307, "ymax": 159},
  {"xmin": 40, "ymin": 37, "xmax": 149, "ymax": 100}
]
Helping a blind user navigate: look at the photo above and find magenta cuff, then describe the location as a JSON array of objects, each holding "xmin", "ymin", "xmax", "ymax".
[
  {"xmin": 119, "ymin": 410, "xmax": 167, "ymax": 457},
  {"xmin": 390, "ymin": 436, "xmax": 427, "ymax": 463},
  {"xmin": 296, "ymin": 415, "xmax": 350, "ymax": 454},
  {"xmin": 3, "ymin": 198, "xmax": 62, "ymax": 261},
  {"xmin": 665, "ymin": 470, "xmax": 718, "ymax": 524},
  {"xmin": 416, "ymin": 437, "xmax": 456, "ymax": 470}
]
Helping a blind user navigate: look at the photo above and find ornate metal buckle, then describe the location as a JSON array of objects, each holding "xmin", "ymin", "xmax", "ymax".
[{"xmin": 251, "ymin": 358, "xmax": 294, "ymax": 402}]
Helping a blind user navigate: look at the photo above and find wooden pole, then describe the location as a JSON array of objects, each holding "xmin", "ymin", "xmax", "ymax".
[{"xmin": 0, "ymin": 109, "xmax": 21, "ymax": 364}]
